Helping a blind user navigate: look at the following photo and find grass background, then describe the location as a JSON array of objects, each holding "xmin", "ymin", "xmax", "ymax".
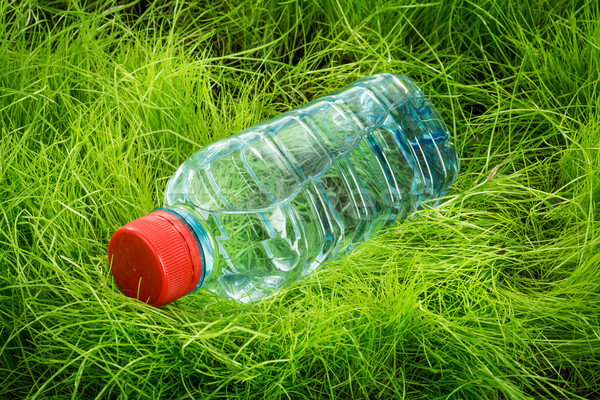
[{"xmin": 1, "ymin": 0, "xmax": 599, "ymax": 398}]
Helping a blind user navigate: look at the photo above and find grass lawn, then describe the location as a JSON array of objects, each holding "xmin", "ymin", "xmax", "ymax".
[{"xmin": 1, "ymin": 0, "xmax": 600, "ymax": 398}]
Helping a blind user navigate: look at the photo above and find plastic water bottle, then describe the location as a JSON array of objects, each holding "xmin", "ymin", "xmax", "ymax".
[{"xmin": 108, "ymin": 73, "xmax": 459, "ymax": 306}]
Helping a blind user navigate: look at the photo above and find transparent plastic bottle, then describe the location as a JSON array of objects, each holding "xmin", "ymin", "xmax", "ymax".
[{"xmin": 108, "ymin": 73, "xmax": 459, "ymax": 306}]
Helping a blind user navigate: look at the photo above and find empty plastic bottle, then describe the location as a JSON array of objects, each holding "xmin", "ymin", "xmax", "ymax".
[{"xmin": 108, "ymin": 73, "xmax": 459, "ymax": 306}]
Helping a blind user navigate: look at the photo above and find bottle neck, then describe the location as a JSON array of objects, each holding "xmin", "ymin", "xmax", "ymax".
[{"xmin": 153, "ymin": 207, "xmax": 214, "ymax": 293}]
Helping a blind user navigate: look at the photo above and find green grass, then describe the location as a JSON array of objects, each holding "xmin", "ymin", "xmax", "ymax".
[{"xmin": 1, "ymin": 0, "xmax": 600, "ymax": 398}]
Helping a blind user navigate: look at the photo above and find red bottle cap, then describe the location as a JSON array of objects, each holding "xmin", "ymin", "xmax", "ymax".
[{"xmin": 108, "ymin": 210, "xmax": 203, "ymax": 306}]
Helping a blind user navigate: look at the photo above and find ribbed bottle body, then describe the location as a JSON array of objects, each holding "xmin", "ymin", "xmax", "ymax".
[{"xmin": 164, "ymin": 73, "xmax": 459, "ymax": 301}]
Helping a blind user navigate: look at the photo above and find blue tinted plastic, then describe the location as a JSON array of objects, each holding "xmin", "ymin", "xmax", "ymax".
[{"xmin": 163, "ymin": 73, "xmax": 459, "ymax": 301}]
